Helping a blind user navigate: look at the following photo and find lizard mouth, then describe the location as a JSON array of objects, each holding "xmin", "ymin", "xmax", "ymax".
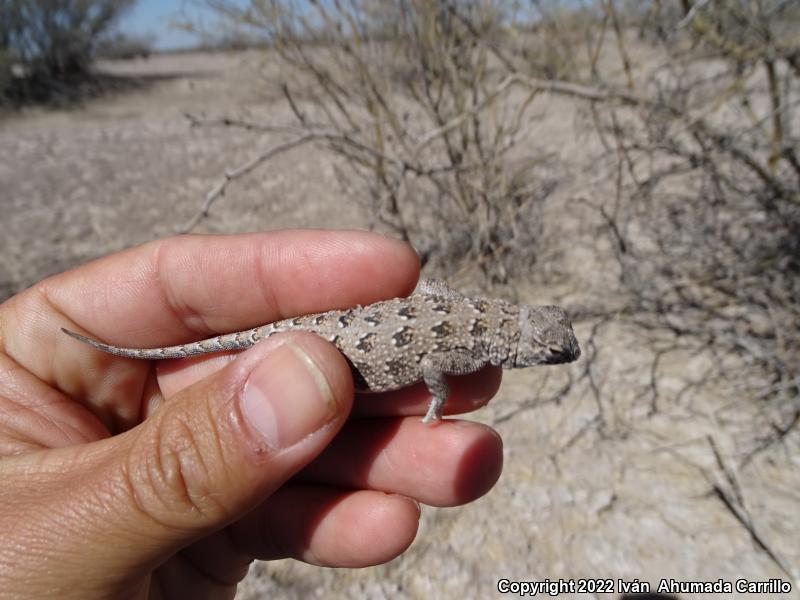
[
  {"xmin": 548, "ymin": 337, "xmax": 581, "ymax": 363},
  {"xmin": 547, "ymin": 346, "xmax": 569, "ymax": 362}
]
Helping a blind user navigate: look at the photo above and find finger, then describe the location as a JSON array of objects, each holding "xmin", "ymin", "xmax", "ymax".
[
  {"xmin": 177, "ymin": 484, "xmax": 419, "ymax": 578},
  {"xmin": 230, "ymin": 484, "xmax": 420, "ymax": 567},
  {"xmin": 155, "ymin": 351, "xmax": 240, "ymax": 400},
  {"xmin": 0, "ymin": 332, "xmax": 353, "ymax": 598},
  {"xmin": 151, "ymin": 554, "xmax": 240, "ymax": 599},
  {"xmin": 157, "ymin": 360, "xmax": 501, "ymax": 418},
  {"xmin": 351, "ymin": 365, "xmax": 502, "ymax": 418},
  {"xmin": 0, "ymin": 353, "xmax": 110, "ymax": 452},
  {"xmin": 53, "ymin": 230, "xmax": 419, "ymax": 346},
  {"xmin": 175, "ymin": 420, "xmax": 502, "ymax": 578},
  {"xmin": 1, "ymin": 230, "xmax": 418, "ymax": 425},
  {"xmin": 300, "ymin": 418, "xmax": 503, "ymax": 506}
]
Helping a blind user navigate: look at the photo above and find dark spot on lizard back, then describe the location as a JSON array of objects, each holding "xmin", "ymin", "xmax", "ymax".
[
  {"xmin": 471, "ymin": 299, "xmax": 490, "ymax": 313},
  {"xmin": 469, "ymin": 318, "xmax": 489, "ymax": 338},
  {"xmin": 431, "ymin": 321, "xmax": 455, "ymax": 338},
  {"xmin": 431, "ymin": 302, "xmax": 451, "ymax": 314},
  {"xmin": 355, "ymin": 332, "xmax": 376, "ymax": 353},
  {"xmin": 397, "ymin": 306, "xmax": 417, "ymax": 320},
  {"xmin": 392, "ymin": 326, "xmax": 415, "ymax": 347}
]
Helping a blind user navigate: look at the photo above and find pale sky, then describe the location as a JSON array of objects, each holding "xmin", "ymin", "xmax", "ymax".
[{"xmin": 119, "ymin": 0, "xmax": 212, "ymax": 50}]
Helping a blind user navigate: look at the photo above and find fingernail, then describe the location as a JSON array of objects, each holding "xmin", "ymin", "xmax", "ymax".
[{"xmin": 241, "ymin": 341, "xmax": 336, "ymax": 450}]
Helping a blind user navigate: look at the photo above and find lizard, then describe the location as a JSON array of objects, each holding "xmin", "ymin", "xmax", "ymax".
[{"xmin": 61, "ymin": 278, "xmax": 581, "ymax": 423}]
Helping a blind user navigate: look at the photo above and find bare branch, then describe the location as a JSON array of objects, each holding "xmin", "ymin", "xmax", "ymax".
[{"xmin": 177, "ymin": 134, "xmax": 320, "ymax": 234}]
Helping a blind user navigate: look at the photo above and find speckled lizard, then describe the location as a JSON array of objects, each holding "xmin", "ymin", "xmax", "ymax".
[{"xmin": 62, "ymin": 279, "xmax": 580, "ymax": 422}]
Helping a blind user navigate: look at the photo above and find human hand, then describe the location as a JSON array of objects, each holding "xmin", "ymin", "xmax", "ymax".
[{"xmin": 0, "ymin": 230, "xmax": 503, "ymax": 599}]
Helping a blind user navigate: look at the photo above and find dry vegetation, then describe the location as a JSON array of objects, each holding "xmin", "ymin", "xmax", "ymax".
[
  {"xmin": 0, "ymin": 0, "xmax": 142, "ymax": 104},
  {"xmin": 194, "ymin": 0, "xmax": 799, "ymax": 449},
  {"xmin": 190, "ymin": 1, "xmax": 800, "ymax": 592},
  {"xmin": 2, "ymin": 0, "xmax": 799, "ymax": 595}
]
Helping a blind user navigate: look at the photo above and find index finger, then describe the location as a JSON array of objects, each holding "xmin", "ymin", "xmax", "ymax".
[{"xmin": 2, "ymin": 230, "xmax": 419, "ymax": 396}]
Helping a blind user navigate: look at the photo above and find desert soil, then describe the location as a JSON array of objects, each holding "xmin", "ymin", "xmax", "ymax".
[{"xmin": 0, "ymin": 51, "xmax": 797, "ymax": 599}]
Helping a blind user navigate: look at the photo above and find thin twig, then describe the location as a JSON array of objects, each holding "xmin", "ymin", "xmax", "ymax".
[{"xmin": 177, "ymin": 134, "xmax": 320, "ymax": 233}]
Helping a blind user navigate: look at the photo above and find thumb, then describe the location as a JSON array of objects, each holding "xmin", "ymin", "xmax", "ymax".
[
  {"xmin": 1, "ymin": 332, "xmax": 352, "ymax": 597},
  {"xmin": 122, "ymin": 330, "xmax": 354, "ymax": 540}
]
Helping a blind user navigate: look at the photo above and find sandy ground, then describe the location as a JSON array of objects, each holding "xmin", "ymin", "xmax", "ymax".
[{"xmin": 1, "ymin": 51, "xmax": 798, "ymax": 599}]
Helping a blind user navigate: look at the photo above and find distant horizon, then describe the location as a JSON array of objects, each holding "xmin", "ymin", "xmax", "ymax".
[
  {"xmin": 116, "ymin": 0, "xmax": 554, "ymax": 52},
  {"xmin": 119, "ymin": 0, "xmax": 212, "ymax": 51}
]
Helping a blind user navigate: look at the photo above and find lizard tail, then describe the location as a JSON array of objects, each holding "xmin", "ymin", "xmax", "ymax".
[{"xmin": 60, "ymin": 327, "xmax": 262, "ymax": 360}]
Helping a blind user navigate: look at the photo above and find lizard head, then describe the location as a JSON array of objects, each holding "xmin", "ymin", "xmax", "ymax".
[{"xmin": 513, "ymin": 305, "xmax": 580, "ymax": 368}]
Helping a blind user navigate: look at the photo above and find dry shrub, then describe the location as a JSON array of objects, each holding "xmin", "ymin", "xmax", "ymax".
[
  {"xmin": 196, "ymin": 0, "xmax": 798, "ymax": 444},
  {"xmin": 201, "ymin": 0, "xmax": 565, "ymax": 282},
  {"xmin": 575, "ymin": 0, "xmax": 800, "ymax": 442},
  {"xmin": 0, "ymin": 0, "xmax": 135, "ymax": 104},
  {"xmin": 95, "ymin": 32, "xmax": 155, "ymax": 60}
]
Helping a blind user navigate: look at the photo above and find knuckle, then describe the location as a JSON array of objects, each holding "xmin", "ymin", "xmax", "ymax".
[{"xmin": 126, "ymin": 406, "xmax": 229, "ymax": 529}]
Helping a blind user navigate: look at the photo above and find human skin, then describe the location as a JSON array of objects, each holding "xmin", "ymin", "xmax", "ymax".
[{"xmin": 0, "ymin": 230, "xmax": 504, "ymax": 600}]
